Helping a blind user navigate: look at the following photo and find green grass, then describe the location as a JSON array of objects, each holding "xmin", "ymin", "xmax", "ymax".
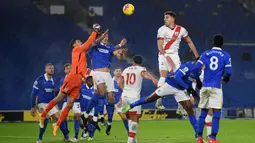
[{"xmin": 0, "ymin": 120, "xmax": 255, "ymax": 143}]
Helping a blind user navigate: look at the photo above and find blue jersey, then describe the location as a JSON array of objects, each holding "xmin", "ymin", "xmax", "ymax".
[
  {"xmin": 113, "ymin": 79, "xmax": 122, "ymax": 104},
  {"xmin": 59, "ymin": 76, "xmax": 80, "ymax": 102},
  {"xmin": 80, "ymin": 84, "xmax": 94, "ymax": 111},
  {"xmin": 31, "ymin": 74, "xmax": 56, "ymax": 108},
  {"xmin": 89, "ymin": 43, "xmax": 116, "ymax": 69},
  {"xmin": 196, "ymin": 47, "xmax": 232, "ymax": 88},
  {"xmin": 165, "ymin": 62, "xmax": 200, "ymax": 90}
]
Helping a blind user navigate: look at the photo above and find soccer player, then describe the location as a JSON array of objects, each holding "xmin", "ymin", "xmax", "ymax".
[
  {"xmin": 39, "ymin": 24, "xmax": 105, "ymax": 136},
  {"xmin": 119, "ymin": 55, "xmax": 158, "ymax": 143},
  {"xmin": 155, "ymin": 11, "xmax": 199, "ymax": 110},
  {"xmin": 79, "ymin": 75, "xmax": 96, "ymax": 141},
  {"xmin": 105, "ymin": 68, "xmax": 129, "ymax": 135},
  {"xmin": 30, "ymin": 63, "xmax": 70, "ymax": 143},
  {"xmin": 122, "ymin": 60, "xmax": 202, "ymax": 137},
  {"xmin": 82, "ymin": 31, "xmax": 128, "ymax": 127},
  {"xmin": 196, "ymin": 34, "xmax": 232, "ymax": 143},
  {"xmin": 60, "ymin": 63, "xmax": 81, "ymax": 142}
]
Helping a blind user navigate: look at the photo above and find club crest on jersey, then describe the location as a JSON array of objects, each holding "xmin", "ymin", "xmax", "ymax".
[{"xmin": 175, "ymin": 32, "xmax": 179, "ymax": 36}]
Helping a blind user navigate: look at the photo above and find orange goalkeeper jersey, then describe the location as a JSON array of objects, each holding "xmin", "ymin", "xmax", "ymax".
[{"xmin": 70, "ymin": 31, "xmax": 97, "ymax": 78}]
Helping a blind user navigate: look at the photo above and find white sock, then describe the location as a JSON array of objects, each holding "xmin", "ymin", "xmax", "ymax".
[
  {"xmin": 108, "ymin": 122, "xmax": 112, "ymax": 125},
  {"xmin": 84, "ymin": 112, "xmax": 89, "ymax": 118},
  {"xmin": 128, "ymin": 121, "xmax": 138, "ymax": 143},
  {"xmin": 157, "ymin": 77, "xmax": 166, "ymax": 87},
  {"xmin": 93, "ymin": 116, "xmax": 98, "ymax": 122},
  {"xmin": 205, "ymin": 115, "xmax": 212, "ymax": 136}
]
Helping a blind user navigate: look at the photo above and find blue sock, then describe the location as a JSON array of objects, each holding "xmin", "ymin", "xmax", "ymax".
[
  {"xmin": 106, "ymin": 103, "xmax": 114, "ymax": 125},
  {"xmin": 210, "ymin": 111, "xmax": 221, "ymax": 140},
  {"xmin": 74, "ymin": 120, "xmax": 81, "ymax": 139},
  {"xmin": 188, "ymin": 115, "xmax": 198, "ymax": 135},
  {"xmin": 38, "ymin": 118, "xmax": 49, "ymax": 140},
  {"xmin": 59, "ymin": 121, "xmax": 69, "ymax": 139},
  {"xmin": 130, "ymin": 97, "xmax": 147, "ymax": 108},
  {"xmin": 88, "ymin": 123, "xmax": 96, "ymax": 138},
  {"xmin": 86, "ymin": 94, "xmax": 103, "ymax": 114},
  {"xmin": 122, "ymin": 119, "xmax": 129, "ymax": 133},
  {"xmin": 197, "ymin": 109, "xmax": 208, "ymax": 137},
  {"xmin": 63, "ymin": 120, "xmax": 68, "ymax": 130}
]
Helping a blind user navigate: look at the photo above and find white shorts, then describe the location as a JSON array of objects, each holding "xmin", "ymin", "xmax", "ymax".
[
  {"xmin": 91, "ymin": 71, "xmax": 115, "ymax": 92},
  {"xmin": 37, "ymin": 103, "xmax": 58, "ymax": 116},
  {"xmin": 81, "ymin": 108, "xmax": 95, "ymax": 117},
  {"xmin": 122, "ymin": 96, "xmax": 142, "ymax": 115},
  {"xmin": 158, "ymin": 53, "xmax": 181, "ymax": 72},
  {"xmin": 199, "ymin": 87, "xmax": 223, "ymax": 109},
  {"xmin": 62, "ymin": 102, "xmax": 81, "ymax": 114},
  {"xmin": 155, "ymin": 83, "xmax": 190, "ymax": 102},
  {"xmin": 115, "ymin": 104, "xmax": 122, "ymax": 114}
]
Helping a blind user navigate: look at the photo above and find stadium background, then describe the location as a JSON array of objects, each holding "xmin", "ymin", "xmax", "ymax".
[{"xmin": 1, "ymin": 0, "xmax": 255, "ymax": 121}]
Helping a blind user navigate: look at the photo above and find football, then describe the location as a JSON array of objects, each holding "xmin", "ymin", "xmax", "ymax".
[{"xmin": 123, "ymin": 3, "xmax": 135, "ymax": 16}]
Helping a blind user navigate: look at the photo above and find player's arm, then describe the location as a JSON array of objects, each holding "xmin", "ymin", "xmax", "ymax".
[
  {"xmin": 182, "ymin": 27, "xmax": 199, "ymax": 59},
  {"xmin": 141, "ymin": 71, "xmax": 158, "ymax": 86},
  {"xmin": 115, "ymin": 38, "xmax": 127, "ymax": 49},
  {"xmin": 118, "ymin": 76, "xmax": 124, "ymax": 91},
  {"xmin": 185, "ymin": 36, "xmax": 199, "ymax": 59},
  {"xmin": 195, "ymin": 53, "xmax": 206, "ymax": 69},
  {"xmin": 157, "ymin": 28, "xmax": 175, "ymax": 67},
  {"xmin": 91, "ymin": 29, "xmax": 109, "ymax": 46},
  {"xmin": 223, "ymin": 54, "xmax": 232, "ymax": 83},
  {"xmin": 174, "ymin": 67, "xmax": 189, "ymax": 89},
  {"xmin": 30, "ymin": 79, "xmax": 40, "ymax": 117},
  {"xmin": 79, "ymin": 31, "xmax": 98, "ymax": 51}
]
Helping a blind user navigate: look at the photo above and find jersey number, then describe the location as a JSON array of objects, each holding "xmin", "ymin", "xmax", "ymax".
[
  {"xmin": 126, "ymin": 73, "xmax": 136, "ymax": 85},
  {"xmin": 209, "ymin": 56, "xmax": 219, "ymax": 71}
]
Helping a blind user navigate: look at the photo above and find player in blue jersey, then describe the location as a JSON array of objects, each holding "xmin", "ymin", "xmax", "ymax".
[
  {"xmin": 122, "ymin": 61, "xmax": 202, "ymax": 137},
  {"xmin": 196, "ymin": 35, "xmax": 232, "ymax": 143},
  {"xmin": 30, "ymin": 63, "xmax": 71, "ymax": 143},
  {"xmin": 82, "ymin": 31, "xmax": 128, "ymax": 126},
  {"xmin": 104, "ymin": 68, "xmax": 129, "ymax": 135},
  {"xmin": 79, "ymin": 75, "xmax": 97, "ymax": 141},
  {"xmin": 59, "ymin": 63, "xmax": 82, "ymax": 142}
]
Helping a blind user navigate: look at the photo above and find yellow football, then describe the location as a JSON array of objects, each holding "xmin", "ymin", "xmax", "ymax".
[{"xmin": 123, "ymin": 3, "xmax": 135, "ymax": 16}]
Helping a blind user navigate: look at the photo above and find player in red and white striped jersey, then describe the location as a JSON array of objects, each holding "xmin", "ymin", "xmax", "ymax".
[{"xmin": 155, "ymin": 11, "xmax": 199, "ymax": 110}]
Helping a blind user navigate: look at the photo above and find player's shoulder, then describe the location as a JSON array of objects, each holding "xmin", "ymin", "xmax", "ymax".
[
  {"xmin": 36, "ymin": 75, "xmax": 45, "ymax": 81},
  {"xmin": 158, "ymin": 25, "xmax": 167, "ymax": 31},
  {"xmin": 222, "ymin": 50, "xmax": 231, "ymax": 57}
]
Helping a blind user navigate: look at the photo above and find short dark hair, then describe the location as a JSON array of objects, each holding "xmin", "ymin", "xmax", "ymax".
[
  {"xmin": 164, "ymin": 11, "xmax": 176, "ymax": 18},
  {"xmin": 45, "ymin": 63, "xmax": 53, "ymax": 68},
  {"xmin": 64, "ymin": 63, "xmax": 71, "ymax": 68},
  {"xmin": 133, "ymin": 55, "xmax": 143, "ymax": 65},
  {"xmin": 86, "ymin": 76, "xmax": 93, "ymax": 81},
  {"xmin": 69, "ymin": 38, "xmax": 78, "ymax": 49},
  {"xmin": 213, "ymin": 34, "xmax": 224, "ymax": 47}
]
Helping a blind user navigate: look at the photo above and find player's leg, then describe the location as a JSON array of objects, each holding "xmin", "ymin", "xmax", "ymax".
[
  {"xmin": 50, "ymin": 108, "xmax": 70, "ymax": 140},
  {"xmin": 52, "ymin": 94, "xmax": 77, "ymax": 136},
  {"xmin": 97, "ymin": 104, "xmax": 106, "ymax": 126},
  {"xmin": 105, "ymin": 92, "xmax": 115, "ymax": 135},
  {"xmin": 36, "ymin": 104, "xmax": 50, "ymax": 142},
  {"xmin": 87, "ymin": 115, "xmax": 96, "ymax": 141},
  {"xmin": 40, "ymin": 92, "xmax": 66, "ymax": 127},
  {"xmin": 72, "ymin": 102, "xmax": 81, "ymax": 141},
  {"xmin": 208, "ymin": 88, "xmax": 223, "ymax": 142},
  {"xmin": 126, "ymin": 111, "xmax": 139, "ymax": 143},
  {"xmin": 179, "ymin": 99, "xmax": 197, "ymax": 136},
  {"xmin": 61, "ymin": 102, "xmax": 69, "ymax": 136},
  {"xmin": 155, "ymin": 54, "xmax": 168, "ymax": 109},
  {"xmin": 205, "ymin": 109, "xmax": 213, "ymax": 138},
  {"xmin": 84, "ymin": 83, "xmax": 106, "ymax": 120},
  {"xmin": 122, "ymin": 83, "xmax": 175, "ymax": 113},
  {"xmin": 116, "ymin": 102, "xmax": 129, "ymax": 134},
  {"xmin": 197, "ymin": 88, "xmax": 210, "ymax": 142}
]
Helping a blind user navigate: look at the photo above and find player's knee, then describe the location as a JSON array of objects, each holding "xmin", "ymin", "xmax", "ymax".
[
  {"xmin": 66, "ymin": 102, "xmax": 74, "ymax": 109},
  {"xmin": 130, "ymin": 121, "xmax": 138, "ymax": 131},
  {"xmin": 74, "ymin": 113, "xmax": 81, "ymax": 120}
]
